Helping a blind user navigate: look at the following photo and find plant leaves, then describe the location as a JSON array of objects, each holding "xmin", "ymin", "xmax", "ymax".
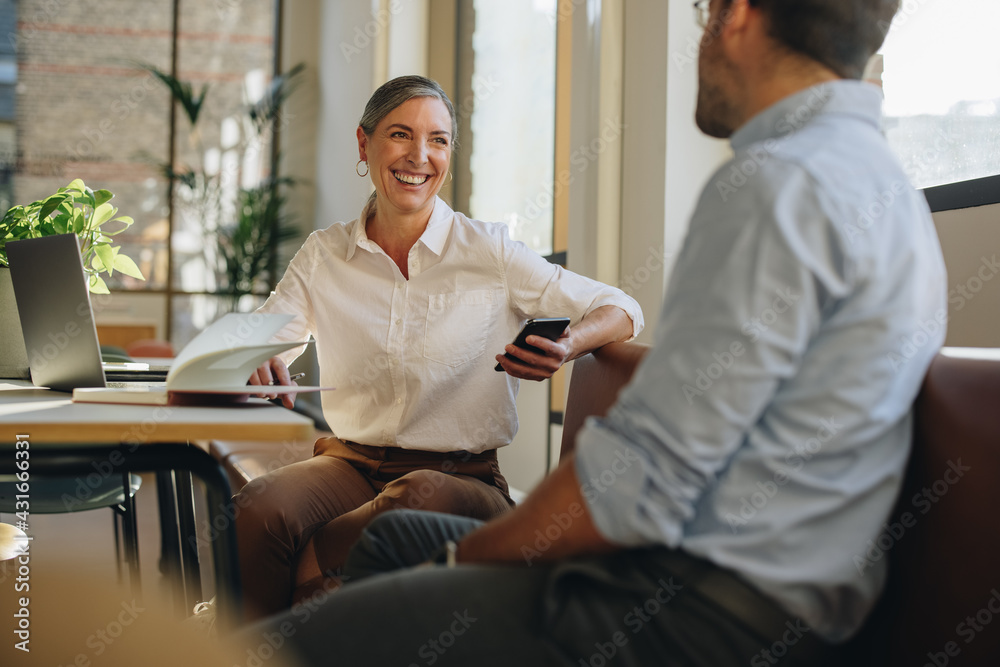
[
  {"xmin": 101, "ymin": 215, "xmax": 134, "ymax": 235},
  {"xmin": 87, "ymin": 273, "xmax": 110, "ymax": 295},
  {"xmin": 140, "ymin": 62, "xmax": 209, "ymax": 126},
  {"xmin": 94, "ymin": 189, "xmax": 114, "ymax": 207},
  {"xmin": 94, "ymin": 243, "xmax": 115, "ymax": 276},
  {"xmin": 91, "ymin": 202, "xmax": 116, "ymax": 228},
  {"xmin": 113, "ymin": 253, "xmax": 145, "ymax": 280},
  {"xmin": 39, "ymin": 194, "xmax": 69, "ymax": 219}
]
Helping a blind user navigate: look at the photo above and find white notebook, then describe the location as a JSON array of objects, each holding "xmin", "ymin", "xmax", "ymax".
[{"xmin": 72, "ymin": 313, "xmax": 333, "ymax": 406}]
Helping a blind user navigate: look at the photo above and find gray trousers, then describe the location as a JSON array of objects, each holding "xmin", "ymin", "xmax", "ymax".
[{"xmin": 237, "ymin": 510, "xmax": 842, "ymax": 666}]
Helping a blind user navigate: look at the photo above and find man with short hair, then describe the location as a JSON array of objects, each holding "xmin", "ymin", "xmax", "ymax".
[{"xmin": 238, "ymin": 1, "xmax": 945, "ymax": 664}]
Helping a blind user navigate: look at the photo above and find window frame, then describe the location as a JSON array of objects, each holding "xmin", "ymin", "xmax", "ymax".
[{"xmin": 924, "ymin": 174, "xmax": 1000, "ymax": 213}]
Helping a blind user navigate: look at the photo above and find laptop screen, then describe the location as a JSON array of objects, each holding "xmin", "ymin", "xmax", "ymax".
[{"xmin": 6, "ymin": 234, "xmax": 108, "ymax": 392}]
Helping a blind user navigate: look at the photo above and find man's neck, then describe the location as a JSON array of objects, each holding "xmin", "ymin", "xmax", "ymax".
[{"xmin": 738, "ymin": 56, "xmax": 842, "ymax": 131}]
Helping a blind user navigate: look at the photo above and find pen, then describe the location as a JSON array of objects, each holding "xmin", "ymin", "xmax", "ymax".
[{"xmin": 270, "ymin": 372, "xmax": 305, "ymax": 385}]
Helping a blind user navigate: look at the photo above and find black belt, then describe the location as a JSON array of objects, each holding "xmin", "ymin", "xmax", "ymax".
[{"xmin": 659, "ymin": 549, "xmax": 836, "ymax": 663}]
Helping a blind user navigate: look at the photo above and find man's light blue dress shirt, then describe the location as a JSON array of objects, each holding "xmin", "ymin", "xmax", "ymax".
[{"xmin": 575, "ymin": 80, "xmax": 947, "ymax": 642}]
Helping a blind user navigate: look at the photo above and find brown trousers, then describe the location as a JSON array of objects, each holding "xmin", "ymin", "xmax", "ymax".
[{"xmin": 234, "ymin": 437, "xmax": 514, "ymax": 621}]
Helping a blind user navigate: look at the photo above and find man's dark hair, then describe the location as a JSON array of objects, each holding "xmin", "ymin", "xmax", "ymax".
[{"xmin": 746, "ymin": 0, "xmax": 901, "ymax": 79}]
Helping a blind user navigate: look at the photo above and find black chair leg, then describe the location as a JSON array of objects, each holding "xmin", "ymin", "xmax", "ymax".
[
  {"xmin": 112, "ymin": 511, "xmax": 123, "ymax": 584},
  {"xmin": 120, "ymin": 471, "xmax": 142, "ymax": 601}
]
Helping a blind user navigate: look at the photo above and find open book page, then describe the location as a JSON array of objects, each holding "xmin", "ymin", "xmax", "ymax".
[
  {"xmin": 71, "ymin": 313, "xmax": 334, "ymax": 405},
  {"xmin": 166, "ymin": 313, "xmax": 295, "ymax": 384}
]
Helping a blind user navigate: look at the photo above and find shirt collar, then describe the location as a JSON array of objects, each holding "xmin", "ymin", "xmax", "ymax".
[
  {"xmin": 730, "ymin": 80, "xmax": 884, "ymax": 153},
  {"xmin": 346, "ymin": 196, "xmax": 454, "ymax": 261}
]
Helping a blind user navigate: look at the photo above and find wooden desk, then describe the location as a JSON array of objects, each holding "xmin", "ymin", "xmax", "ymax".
[{"xmin": 0, "ymin": 381, "xmax": 314, "ymax": 626}]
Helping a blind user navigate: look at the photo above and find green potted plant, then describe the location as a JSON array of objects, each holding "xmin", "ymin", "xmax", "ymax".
[
  {"xmin": 0, "ymin": 179, "xmax": 145, "ymax": 293},
  {"xmin": 0, "ymin": 179, "xmax": 146, "ymax": 378}
]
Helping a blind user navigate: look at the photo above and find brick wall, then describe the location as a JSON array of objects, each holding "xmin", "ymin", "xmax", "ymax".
[{"xmin": 11, "ymin": 0, "xmax": 276, "ymax": 294}]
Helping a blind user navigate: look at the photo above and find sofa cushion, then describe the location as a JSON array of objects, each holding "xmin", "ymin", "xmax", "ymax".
[{"xmin": 862, "ymin": 349, "xmax": 1000, "ymax": 665}]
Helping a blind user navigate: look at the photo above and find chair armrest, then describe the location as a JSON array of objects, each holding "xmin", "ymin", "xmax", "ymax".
[{"xmin": 560, "ymin": 341, "xmax": 650, "ymax": 459}]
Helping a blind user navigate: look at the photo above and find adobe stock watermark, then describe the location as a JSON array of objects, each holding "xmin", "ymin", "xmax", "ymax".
[
  {"xmin": 189, "ymin": 439, "xmax": 306, "ymax": 551},
  {"xmin": 521, "ymin": 448, "xmax": 642, "ymax": 564},
  {"xmin": 843, "ymin": 180, "xmax": 908, "ymax": 245},
  {"xmin": 580, "ymin": 447, "xmax": 642, "ymax": 503},
  {"xmin": 671, "ymin": 6, "xmax": 737, "ymax": 73},
  {"xmin": 887, "ymin": 254, "xmax": 1000, "ymax": 373},
  {"xmin": 950, "ymin": 255, "xmax": 1000, "ymax": 314},
  {"xmin": 889, "ymin": 246, "xmax": 1000, "ymax": 373},
  {"xmin": 547, "ymin": 0, "xmax": 583, "ymax": 26},
  {"xmin": 683, "ymin": 286, "xmax": 801, "ymax": 404},
  {"xmin": 578, "ymin": 578, "xmax": 683, "ymax": 667},
  {"xmin": 749, "ymin": 619, "xmax": 812, "ymax": 666},
  {"xmin": 853, "ymin": 459, "xmax": 970, "ymax": 576},
  {"xmin": 726, "ymin": 417, "xmax": 843, "ymax": 533},
  {"xmin": 901, "ymin": 126, "xmax": 959, "ymax": 188},
  {"xmin": 241, "ymin": 573, "xmax": 343, "ymax": 667},
  {"xmin": 22, "ymin": 296, "xmax": 101, "ymax": 378},
  {"xmin": 521, "ymin": 501, "xmax": 587, "ymax": 566},
  {"xmin": 520, "ymin": 116, "xmax": 627, "ymax": 225},
  {"xmin": 66, "ymin": 71, "xmax": 163, "ymax": 163},
  {"xmin": 618, "ymin": 245, "xmax": 672, "ymax": 298},
  {"xmin": 408, "ymin": 610, "xmax": 478, "ymax": 667},
  {"xmin": 714, "ymin": 86, "xmax": 833, "ymax": 202},
  {"xmin": 60, "ymin": 600, "xmax": 146, "ymax": 664},
  {"xmin": 340, "ymin": 0, "xmax": 404, "ymax": 63},
  {"xmin": 886, "ymin": 307, "xmax": 948, "ymax": 373},
  {"xmin": 214, "ymin": 0, "xmax": 248, "ymax": 21},
  {"xmin": 7, "ymin": 0, "xmax": 72, "ymax": 53},
  {"xmin": 922, "ymin": 588, "xmax": 1000, "ymax": 667},
  {"xmin": 878, "ymin": 0, "xmax": 931, "ymax": 37},
  {"xmin": 60, "ymin": 406, "xmax": 174, "ymax": 511}
]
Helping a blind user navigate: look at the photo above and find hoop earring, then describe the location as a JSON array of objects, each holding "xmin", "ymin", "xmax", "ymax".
[
  {"xmin": 356, "ymin": 160, "xmax": 369, "ymax": 177},
  {"xmin": 446, "ymin": 171, "xmax": 453, "ymax": 184}
]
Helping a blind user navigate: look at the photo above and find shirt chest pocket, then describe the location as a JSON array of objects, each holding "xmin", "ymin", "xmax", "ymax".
[{"xmin": 423, "ymin": 290, "xmax": 497, "ymax": 368}]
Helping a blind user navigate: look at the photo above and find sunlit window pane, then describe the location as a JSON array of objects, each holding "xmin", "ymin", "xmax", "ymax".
[
  {"xmin": 879, "ymin": 0, "xmax": 1000, "ymax": 189},
  {"xmin": 466, "ymin": 0, "xmax": 556, "ymax": 255}
]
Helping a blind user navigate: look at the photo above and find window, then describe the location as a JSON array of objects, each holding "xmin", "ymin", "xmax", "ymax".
[
  {"xmin": 879, "ymin": 0, "xmax": 1000, "ymax": 190},
  {"xmin": 5, "ymin": 0, "xmax": 284, "ymax": 347},
  {"xmin": 453, "ymin": 0, "xmax": 558, "ymax": 256}
]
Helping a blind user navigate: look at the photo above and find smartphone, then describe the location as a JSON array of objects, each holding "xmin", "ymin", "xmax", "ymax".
[{"xmin": 495, "ymin": 317, "xmax": 571, "ymax": 371}]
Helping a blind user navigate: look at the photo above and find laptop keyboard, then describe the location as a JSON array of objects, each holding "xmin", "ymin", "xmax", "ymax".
[{"xmin": 105, "ymin": 381, "xmax": 168, "ymax": 389}]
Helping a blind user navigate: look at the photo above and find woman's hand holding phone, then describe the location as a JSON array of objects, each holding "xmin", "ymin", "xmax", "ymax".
[{"xmin": 494, "ymin": 317, "xmax": 572, "ymax": 381}]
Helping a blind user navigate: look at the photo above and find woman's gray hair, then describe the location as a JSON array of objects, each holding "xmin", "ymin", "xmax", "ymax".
[{"xmin": 359, "ymin": 75, "xmax": 458, "ymax": 148}]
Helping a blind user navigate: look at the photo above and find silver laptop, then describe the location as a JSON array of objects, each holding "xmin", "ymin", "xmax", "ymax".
[{"xmin": 6, "ymin": 234, "xmax": 166, "ymax": 392}]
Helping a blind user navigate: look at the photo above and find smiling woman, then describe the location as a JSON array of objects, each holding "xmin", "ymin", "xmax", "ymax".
[
  {"xmin": 355, "ymin": 77, "xmax": 457, "ymax": 278},
  {"xmin": 228, "ymin": 75, "xmax": 643, "ymax": 624}
]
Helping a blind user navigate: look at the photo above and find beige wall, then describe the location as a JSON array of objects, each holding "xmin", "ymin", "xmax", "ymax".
[{"xmin": 933, "ymin": 202, "xmax": 1000, "ymax": 348}]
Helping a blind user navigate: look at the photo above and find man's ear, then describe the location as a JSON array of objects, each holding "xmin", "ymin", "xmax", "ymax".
[
  {"xmin": 356, "ymin": 126, "xmax": 368, "ymax": 161},
  {"xmin": 716, "ymin": 0, "xmax": 755, "ymax": 57}
]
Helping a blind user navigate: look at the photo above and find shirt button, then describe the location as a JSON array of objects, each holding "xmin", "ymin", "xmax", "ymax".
[
  {"xmin": 396, "ymin": 398, "xmax": 402, "ymax": 404},
  {"xmin": 395, "ymin": 319, "xmax": 402, "ymax": 325}
]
